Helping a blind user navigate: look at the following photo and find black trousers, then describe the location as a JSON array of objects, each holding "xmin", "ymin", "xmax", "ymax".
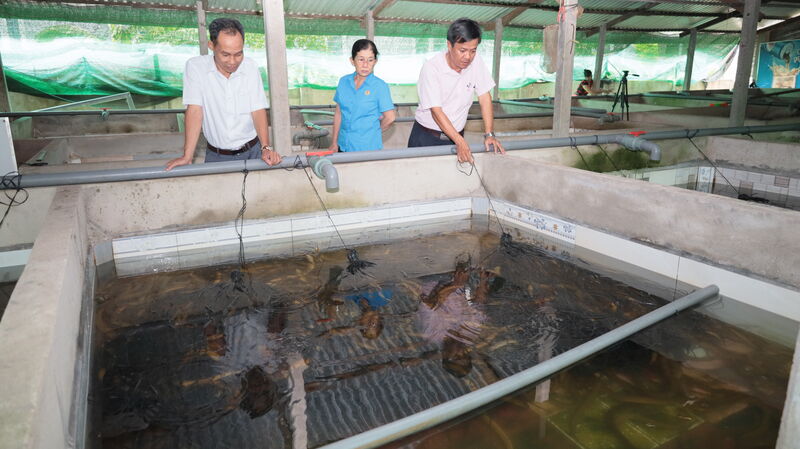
[{"xmin": 407, "ymin": 121, "xmax": 464, "ymax": 147}]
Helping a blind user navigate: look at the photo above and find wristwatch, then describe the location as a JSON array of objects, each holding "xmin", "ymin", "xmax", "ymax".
[
  {"xmin": 484, "ymin": 132, "xmax": 495, "ymax": 139},
  {"xmin": 261, "ymin": 145, "xmax": 273, "ymax": 152}
]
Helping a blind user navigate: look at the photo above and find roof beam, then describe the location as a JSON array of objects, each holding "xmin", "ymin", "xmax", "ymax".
[
  {"xmin": 757, "ymin": 12, "xmax": 800, "ymax": 34},
  {"xmin": 680, "ymin": 10, "xmax": 740, "ymax": 36},
  {"xmin": 372, "ymin": 0, "xmax": 398, "ymax": 17},
  {"xmin": 585, "ymin": 2, "xmax": 657, "ymax": 37},
  {"xmin": 486, "ymin": 0, "xmax": 545, "ymax": 31}
]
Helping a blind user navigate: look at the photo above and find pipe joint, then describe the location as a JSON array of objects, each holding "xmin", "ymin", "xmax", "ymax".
[
  {"xmin": 615, "ymin": 135, "xmax": 662, "ymax": 161},
  {"xmin": 308, "ymin": 156, "xmax": 339, "ymax": 193}
]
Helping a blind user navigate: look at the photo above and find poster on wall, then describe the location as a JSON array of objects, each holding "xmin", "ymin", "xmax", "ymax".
[{"xmin": 756, "ymin": 40, "xmax": 800, "ymax": 88}]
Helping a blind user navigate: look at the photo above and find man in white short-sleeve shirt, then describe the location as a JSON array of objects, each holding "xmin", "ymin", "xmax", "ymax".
[
  {"xmin": 166, "ymin": 18, "xmax": 281, "ymax": 170},
  {"xmin": 410, "ymin": 18, "xmax": 505, "ymax": 163}
]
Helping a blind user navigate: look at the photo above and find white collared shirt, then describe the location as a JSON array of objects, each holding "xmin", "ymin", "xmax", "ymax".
[
  {"xmin": 182, "ymin": 54, "xmax": 268, "ymax": 149},
  {"xmin": 415, "ymin": 51, "xmax": 495, "ymax": 132}
]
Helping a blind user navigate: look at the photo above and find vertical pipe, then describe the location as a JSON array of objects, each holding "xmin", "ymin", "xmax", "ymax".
[
  {"xmin": 729, "ymin": 0, "xmax": 761, "ymax": 127},
  {"xmin": 0, "ymin": 51, "xmax": 11, "ymax": 112},
  {"xmin": 366, "ymin": 10, "xmax": 375, "ymax": 41},
  {"xmin": 552, "ymin": 0, "xmax": 579, "ymax": 137},
  {"xmin": 684, "ymin": 28, "xmax": 697, "ymax": 92},
  {"xmin": 492, "ymin": 17, "xmax": 503, "ymax": 100},
  {"xmin": 262, "ymin": 0, "xmax": 293, "ymax": 155},
  {"xmin": 593, "ymin": 24, "xmax": 606, "ymax": 90},
  {"xmin": 196, "ymin": 1, "xmax": 208, "ymax": 56}
]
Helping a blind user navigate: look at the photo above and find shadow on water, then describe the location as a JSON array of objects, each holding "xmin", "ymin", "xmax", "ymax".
[{"xmin": 89, "ymin": 227, "xmax": 792, "ymax": 449}]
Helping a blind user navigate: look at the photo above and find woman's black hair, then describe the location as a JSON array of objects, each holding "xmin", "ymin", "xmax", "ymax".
[
  {"xmin": 584, "ymin": 69, "xmax": 593, "ymax": 78},
  {"xmin": 209, "ymin": 18, "xmax": 244, "ymax": 43},
  {"xmin": 351, "ymin": 39, "xmax": 379, "ymax": 59},
  {"xmin": 447, "ymin": 18, "xmax": 482, "ymax": 45}
]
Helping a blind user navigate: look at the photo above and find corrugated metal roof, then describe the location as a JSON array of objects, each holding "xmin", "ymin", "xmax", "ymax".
[
  {"xmin": 1, "ymin": 0, "xmax": 796, "ymax": 37},
  {"xmin": 286, "ymin": 0, "xmax": 375, "ymax": 17},
  {"xmin": 508, "ymin": 9, "xmax": 558, "ymax": 27},
  {"xmin": 380, "ymin": 1, "xmax": 513, "ymax": 23},
  {"xmin": 578, "ymin": 12, "xmax": 628, "ymax": 28},
  {"xmin": 650, "ymin": 2, "xmax": 729, "ymax": 15},
  {"xmin": 614, "ymin": 15, "xmax": 708, "ymax": 31},
  {"xmin": 576, "ymin": 0, "xmax": 653, "ymax": 10}
]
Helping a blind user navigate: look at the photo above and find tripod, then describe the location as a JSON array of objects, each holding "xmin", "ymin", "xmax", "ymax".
[{"xmin": 611, "ymin": 70, "xmax": 630, "ymax": 121}]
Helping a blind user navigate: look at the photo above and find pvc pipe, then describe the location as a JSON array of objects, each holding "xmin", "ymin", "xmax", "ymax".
[
  {"xmin": 308, "ymin": 156, "xmax": 339, "ymax": 192},
  {"xmin": 299, "ymin": 109, "xmax": 336, "ymax": 116},
  {"xmin": 308, "ymin": 111, "xmax": 553, "ymax": 127},
  {"xmin": 320, "ymin": 285, "xmax": 719, "ymax": 449},
  {"xmin": 499, "ymin": 99, "xmax": 608, "ymax": 115},
  {"xmin": 9, "ymin": 124, "xmax": 799, "ymax": 189}
]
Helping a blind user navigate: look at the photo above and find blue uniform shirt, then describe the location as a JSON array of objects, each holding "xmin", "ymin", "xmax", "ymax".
[{"xmin": 333, "ymin": 72, "xmax": 394, "ymax": 152}]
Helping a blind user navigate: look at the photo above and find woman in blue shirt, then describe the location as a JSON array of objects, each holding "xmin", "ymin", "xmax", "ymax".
[{"xmin": 328, "ymin": 39, "xmax": 396, "ymax": 152}]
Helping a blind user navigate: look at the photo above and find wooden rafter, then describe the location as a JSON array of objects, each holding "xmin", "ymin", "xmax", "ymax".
[
  {"xmin": 680, "ymin": 10, "xmax": 740, "ymax": 36},
  {"xmin": 485, "ymin": 0, "xmax": 545, "ymax": 31},
  {"xmin": 371, "ymin": 0, "xmax": 398, "ymax": 17}
]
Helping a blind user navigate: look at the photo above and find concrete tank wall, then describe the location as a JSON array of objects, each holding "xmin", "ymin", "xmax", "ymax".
[
  {"xmin": 1, "ymin": 147, "xmax": 799, "ymax": 449},
  {"xmin": 482, "ymin": 155, "xmax": 800, "ymax": 288}
]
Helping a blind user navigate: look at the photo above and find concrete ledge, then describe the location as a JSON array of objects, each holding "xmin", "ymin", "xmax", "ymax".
[
  {"xmin": 706, "ymin": 135, "xmax": 800, "ymax": 176},
  {"xmin": 0, "ymin": 187, "xmax": 88, "ymax": 449},
  {"xmin": 483, "ymin": 155, "xmax": 800, "ymax": 289}
]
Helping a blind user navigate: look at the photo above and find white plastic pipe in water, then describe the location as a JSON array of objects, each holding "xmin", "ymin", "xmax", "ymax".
[{"xmin": 319, "ymin": 285, "xmax": 720, "ymax": 449}]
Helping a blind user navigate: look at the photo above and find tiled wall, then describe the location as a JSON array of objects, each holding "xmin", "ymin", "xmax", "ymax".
[
  {"xmin": 612, "ymin": 164, "xmax": 800, "ymax": 211},
  {"xmin": 713, "ymin": 167, "xmax": 800, "ymax": 210}
]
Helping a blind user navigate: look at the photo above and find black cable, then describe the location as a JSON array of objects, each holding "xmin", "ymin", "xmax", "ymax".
[
  {"xmin": 301, "ymin": 166, "xmax": 348, "ymax": 251},
  {"xmin": 465, "ymin": 160, "xmax": 507, "ymax": 237},
  {"xmin": 686, "ymin": 136, "xmax": 740, "ymax": 197},
  {"xmin": 234, "ymin": 167, "xmax": 249, "ymax": 270},
  {"xmin": 595, "ymin": 144, "xmax": 624, "ymax": 176},
  {"xmin": 570, "ymin": 137, "xmax": 592, "ymax": 171},
  {"xmin": 0, "ymin": 173, "xmax": 29, "ymax": 229}
]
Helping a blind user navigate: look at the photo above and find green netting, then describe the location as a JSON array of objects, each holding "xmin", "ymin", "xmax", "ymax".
[{"xmin": 0, "ymin": 16, "xmax": 739, "ymax": 99}]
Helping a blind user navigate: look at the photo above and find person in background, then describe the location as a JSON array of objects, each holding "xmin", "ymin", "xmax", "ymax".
[
  {"xmin": 166, "ymin": 18, "xmax": 281, "ymax": 170},
  {"xmin": 328, "ymin": 39, "xmax": 396, "ymax": 152},
  {"xmin": 576, "ymin": 69, "xmax": 594, "ymax": 96},
  {"xmin": 410, "ymin": 18, "xmax": 505, "ymax": 164}
]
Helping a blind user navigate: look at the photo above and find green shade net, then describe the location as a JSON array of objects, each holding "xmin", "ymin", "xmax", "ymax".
[{"xmin": 0, "ymin": 13, "xmax": 738, "ymax": 98}]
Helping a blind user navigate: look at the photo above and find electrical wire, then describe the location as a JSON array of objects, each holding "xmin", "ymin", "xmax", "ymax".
[
  {"xmin": 686, "ymin": 134, "xmax": 740, "ymax": 197},
  {"xmin": 0, "ymin": 172, "xmax": 29, "ymax": 229}
]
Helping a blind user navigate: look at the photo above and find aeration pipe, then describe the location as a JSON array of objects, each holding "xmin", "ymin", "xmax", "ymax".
[
  {"xmin": 498, "ymin": 99, "xmax": 609, "ymax": 115},
  {"xmin": 308, "ymin": 111, "xmax": 552, "ymax": 127},
  {"xmin": 7, "ymin": 124, "xmax": 799, "ymax": 189},
  {"xmin": 320, "ymin": 285, "xmax": 719, "ymax": 449}
]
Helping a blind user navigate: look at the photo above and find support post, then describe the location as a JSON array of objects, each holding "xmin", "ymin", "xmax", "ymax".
[
  {"xmin": 262, "ymin": 0, "xmax": 293, "ymax": 155},
  {"xmin": 196, "ymin": 1, "xmax": 208, "ymax": 56},
  {"xmin": 366, "ymin": 10, "xmax": 375, "ymax": 41},
  {"xmin": 729, "ymin": 0, "xmax": 760, "ymax": 127},
  {"xmin": 0, "ymin": 52, "xmax": 10, "ymax": 113},
  {"xmin": 492, "ymin": 17, "xmax": 503, "ymax": 100},
  {"xmin": 552, "ymin": 0, "xmax": 578, "ymax": 137},
  {"xmin": 684, "ymin": 28, "xmax": 697, "ymax": 92},
  {"xmin": 593, "ymin": 24, "xmax": 606, "ymax": 90}
]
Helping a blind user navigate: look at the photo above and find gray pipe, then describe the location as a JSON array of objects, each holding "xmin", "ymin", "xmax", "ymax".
[
  {"xmin": 292, "ymin": 127, "xmax": 330, "ymax": 145},
  {"xmin": 309, "ymin": 111, "xmax": 553, "ymax": 127},
  {"xmin": 308, "ymin": 156, "xmax": 339, "ymax": 192},
  {"xmin": 614, "ymin": 135, "xmax": 661, "ymax": 161},
  {"xmin": 320, "ymin": 285, "xmax": 719, "ymax": 449},
  {"xmin": 499, "ymin": 99, "xmax": 609, "ymax": 115},
  {"xmin": 9, "ymin": 124, "xmax": 799, "ymax": 189}
]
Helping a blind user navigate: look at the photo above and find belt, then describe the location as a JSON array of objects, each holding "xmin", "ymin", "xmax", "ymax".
[
  {"xmin": 415, "ymin": 121, "xmax": 464, "ymax": 141},
  {"xmin": 207, "ymin": 136, "xmax": 259, "ymax": 156}
]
